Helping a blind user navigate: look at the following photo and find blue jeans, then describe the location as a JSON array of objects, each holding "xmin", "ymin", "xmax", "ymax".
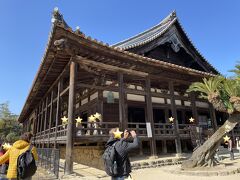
[{"xmin": 112, "ymin": 176, "xmax": 128, "ymax": 180}]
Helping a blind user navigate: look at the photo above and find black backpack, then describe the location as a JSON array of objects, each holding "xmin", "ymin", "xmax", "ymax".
[
  {"xmin": 17, "ymin": 144, "xmax": 37, "ymax": 179},
  {"xmin": 102, "ymin": 141, "xmax": 118, "ymax": 176}
]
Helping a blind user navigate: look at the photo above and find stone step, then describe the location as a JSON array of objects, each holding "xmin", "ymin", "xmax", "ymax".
[{"xmin": 131, "ymin": 157, "xmax": 187, "ymax": 170}]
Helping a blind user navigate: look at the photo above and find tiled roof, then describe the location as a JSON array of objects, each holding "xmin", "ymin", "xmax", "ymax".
[
  {"xmin": 113, "ymin": 11, "xmax": 177, "ymax": 50},
  {"xmin": 112, "ymin": 11, "xmax": 219, "ymax": 74}
]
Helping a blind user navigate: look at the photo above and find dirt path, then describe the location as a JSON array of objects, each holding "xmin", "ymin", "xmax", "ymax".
[{"xmin": 131, "ymin": 168, "xmax": 240, "ymax": 180}]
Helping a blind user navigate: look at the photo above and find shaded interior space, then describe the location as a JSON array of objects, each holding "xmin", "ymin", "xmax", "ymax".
[
  {"xmin": 141, "ymin": 140, "xmax": 151, "ymax": 155},
  {"xmin": 181, "ymin": 139, "xmax": 193, "ymax": 153},
  {"xmin": 166, "ymin": 140, "xmax": 176, "ymax": 153},
  {"xmin": 197, "ymin": 110, "xmax": 211, "ymax": 129},
  {"xmin": 184, "ymin": 110, "xmax": 193, "ymax": 124},
  {"xmin": 103, "ymin": 103, "xmax": 119, "ymax": 123},
  {"xmin": 128, "ymin": 107, "xmax": 146, "ymax": 128},
  {"xmin": 153, "ymin": 109, "xmax": 166, "ymax": 123},
  {"xmin": 216, "ymin": 111, "xmax": 229, "ymax": 125}
]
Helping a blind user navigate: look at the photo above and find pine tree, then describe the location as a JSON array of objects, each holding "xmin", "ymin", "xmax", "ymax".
[{"xmin": 0, "ymin": 102, "xmax": 22, "ymax": 143}]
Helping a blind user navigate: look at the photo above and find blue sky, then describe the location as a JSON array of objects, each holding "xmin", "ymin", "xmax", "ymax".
[{"xmin": 0, "ymin": 0, "xmax": 240, "ymax": 114}]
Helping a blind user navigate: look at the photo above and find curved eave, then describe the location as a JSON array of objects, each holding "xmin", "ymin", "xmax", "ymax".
[{"xmin": 174, "ymin": 20, "xmax": 219, "ymax": 75}]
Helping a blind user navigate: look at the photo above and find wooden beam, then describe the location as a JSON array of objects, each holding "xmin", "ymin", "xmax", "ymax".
[
  {"xmin": 75, "ymin": 56, "xmax": 148, "ymax": 77},
  {"xmin": 65, "ymin": 61, "xmax": 76, "ymax": 175},
  {"xmin": 145, "ymin": 76, "xmax": 157, "ymax": 156},
  {"xmin": 76, "ymin": 83, "xmax": 118, "ymax": 91},
  {"xmin": 169, "ymin": 81, "xmax": 182, "ymax": 154}
]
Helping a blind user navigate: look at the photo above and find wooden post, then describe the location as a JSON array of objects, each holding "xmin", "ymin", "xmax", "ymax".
[
  {"xmin": 54, "ymin": 81, "xmax": 62, "ymax": 148},
  {"xmin": 162, "ymin": 140, "xmax": 167, "ymax": 154},
  {"xmin": 118, "ymin": 73, "xmax": 127, "ymax": 130},
  {"xmin": 48, "ymin": 91, "xmax": 54, "ymax": 147},
  {"xmin": 43, "ymin": 97, "xmax": 48, "ymax": 146},
  {"xmin": 190, "ymin": 92, "xmax": 198, "ymax": 124},
  {"xmin": 40, "ymin": 101, "xmax": 45, "ymax": 148},
  {"xmin": 37, "ymin": 103, "xmax": 41, "ymax": 133},
  {"xmin": 65, "ymin": 61, "xmax": 76, "ymax": 175},
  {"xmin": 145, "ymin": 76, "xmax": 157, "ymax": 157},
  {"xmin": 97, "ymin": 90, "xmax": 104, "ymax": 118},
  {"xmin": 169, "ymin": 81, "xmax": 182, "ymax": 154}
]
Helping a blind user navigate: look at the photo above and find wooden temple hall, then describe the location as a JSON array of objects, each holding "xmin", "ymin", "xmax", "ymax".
[{"xmin": 18, "ymin": 8, "xmax": 237, "ymax": 172}]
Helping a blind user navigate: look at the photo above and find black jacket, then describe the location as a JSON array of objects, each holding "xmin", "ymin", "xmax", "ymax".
[{"xmin": 106, "ymin": 136, "xmax": 139, "ymax": 176}]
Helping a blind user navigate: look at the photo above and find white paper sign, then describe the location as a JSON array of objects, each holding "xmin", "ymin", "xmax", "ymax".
[{"xmin": 146, "ymin": 122, "xmax": 152, "ymax": 138}]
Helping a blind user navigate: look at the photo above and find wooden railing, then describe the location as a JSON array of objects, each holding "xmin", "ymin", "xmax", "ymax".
[
  {"xmin": 178, "ymin": 124, "xmax": 191, "ymax": 135},
  {"xmin": 75, "ymin": 122, "xmax": 120, "ymax": 137},
  {"xmin": 34, "ymin": 122, "xmax": 192, "ymax": 142},
  {"xmin": 127, "ymin": 122, "xmax": 147, "ymax": 136},
  {"xmin": 154, "ymin": 123, "xmax": 175, "ymax": 135}
]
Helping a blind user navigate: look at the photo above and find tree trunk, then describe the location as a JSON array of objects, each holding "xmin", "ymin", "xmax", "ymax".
[{"xmin": 181, "ymin": 113, "xmax": 240, "ymax": 169}]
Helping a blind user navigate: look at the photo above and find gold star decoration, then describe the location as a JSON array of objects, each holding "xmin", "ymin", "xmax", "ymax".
[
  {"xmin": 94, "ymin": 112, "xmax": 102, "ymax": 121},
  {"xmin": 223, "ymin": 135, "xmax": 230, "ymax": 142},
  {"xmin": 61, "ymin": 116, "xmax": 68, "ymax": 128},
  {"xmin": 113, "ymin": 128, "xmax": 123, "ymax": 139},
  {"xmin": 2, "ymin": 143, "xmax": 11, "ymax": 150},
  {"xmin": 189, "ymin": 117, "xmax": 195, "ymax": 123},
  {"xmin": 225, "ymin": 124, "xmax": 231, "ymax": 133},
  {"xmin": 169, "ymin": 117, "xmax": 174, "ymax": 123},
  {"xmin": 61, "ymin": 116, "xmax": 68, "ymax": 124},
  {"xmin": 75, "ymin": 117, "xmax": 83, "ymax": 127},
  {"xmin": 88, "ymin": 115, "xmax": 96, "ymax": 123}
]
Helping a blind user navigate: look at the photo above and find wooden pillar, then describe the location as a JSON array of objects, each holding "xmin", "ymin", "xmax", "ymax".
[
  {"xmin": 65, "ymin": 61, "xmax": 76, "ymax": 175},
  {"xmin": 209, "ymin": 104, "xmax": 217, "ymax": 130},
  {"xmin": 97, "ymin": 90, "xmax": 103, "ymax": 118},
  {"xmin": 33, "ymin": 109, "xmax": 38, "ymax": 135},
  {"xmin": 48, "ymin": 91, "xmax": 54, "ymax": 147},
  {"xmin": 162, "ymin": 140, "xmax": 167, "ymax": 154},
  {"xmin": 118, "ymin": 73, "xmax": 127, "ymax": 130},
  {"xmin": 40, "ymin": 102, "xmax": 44, "ymax": 132},
  {"xmin": 54, "ymin": 81, "xmax": 62, "ymax": 148},
  {"xmin": 43, "ymin": 97, "xmax": 48, "ymax": 146},
  {"xmin": 145, "ymin": 76, "xmax": 157, "ymax": 157},
  {"xmin": 139, "ymin": 140, "xmax": 143, "ymax": 155},
  {"xmin": 37, "ymin": 104, "xmax": 41, "ymax": 133},
  {"xmin": 169, "ymin": 81, "xmax": 182, "ymax": 154},
  {"xmin": 190, "ymin": 92, "xmax": 198, "ymax": 124}
]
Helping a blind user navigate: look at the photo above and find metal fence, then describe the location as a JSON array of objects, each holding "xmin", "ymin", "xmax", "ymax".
[{"xmin": 37, "ymin": 148, "xmax": 60, "ymax": 179}]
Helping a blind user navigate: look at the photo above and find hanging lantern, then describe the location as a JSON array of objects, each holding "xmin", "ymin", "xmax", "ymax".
[{"xmin": 107, "ymin": 91, "xmax": 114, "ymax": 103}]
